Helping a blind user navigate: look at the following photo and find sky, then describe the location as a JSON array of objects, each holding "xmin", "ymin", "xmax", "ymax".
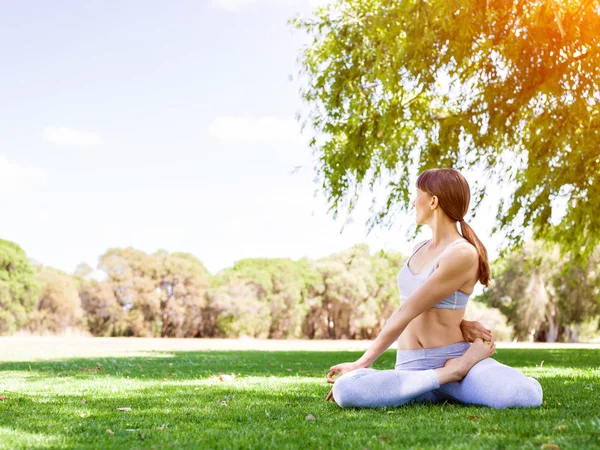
[{"xmin": 1, "ymin": 0, "xmax": 520, "ymax": 295}]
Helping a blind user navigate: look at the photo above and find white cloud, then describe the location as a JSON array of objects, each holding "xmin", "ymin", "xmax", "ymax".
[
  {"xmin": 208, "ymin": 116, "xmax": 302, "ymax": 144},
  {"xmin": 211, "ymin": 0, "xmax": 258, "ymax": 11},
  {"xmin": 211, "ymin": 0, "xmax": 327, "ymax": 11},
  {"xmin": 0, "ymin": 156, "xmax": 47, "ymax": 193},
  {"xmin": 43, "ymin": 126, "xmax": 103, "ymax": 147},
  {"xmin": 307, "ymin": 0, "xmax": 330, "ymax": 6}
]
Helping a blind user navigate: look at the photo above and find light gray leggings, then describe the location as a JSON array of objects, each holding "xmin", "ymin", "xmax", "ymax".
[{"xmin": 331, "ymin": 342, "xmax": 543, "ymax": 409}]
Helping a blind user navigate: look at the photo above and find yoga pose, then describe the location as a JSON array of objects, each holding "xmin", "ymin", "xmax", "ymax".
[{"xmin": 325, "ymin": 168, "xmax": 543, "ymax": 409}]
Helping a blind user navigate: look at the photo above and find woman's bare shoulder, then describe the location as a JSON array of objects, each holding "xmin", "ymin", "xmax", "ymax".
[{"xmin": 446, "ymin": 240, "xmax": 479, "ymax": 265}]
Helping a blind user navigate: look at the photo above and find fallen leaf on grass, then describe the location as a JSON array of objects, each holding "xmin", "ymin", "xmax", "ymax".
[
  {"xmin": 377, "ymin": 436, "xmax": 392, "ymax": 442},
  {"xmin": 554, "ymin": 425, "xmax": 568, "ymax": 430},
  {"xmin": 541, "ymin": 445, "xmax": 560, "ymax": 450},
  {"xmin": 467, "ymin": 415, "xmax": 480, "ymax": 420},
  {"xmin": 117, "ymin": 407, "xmax": 132, "ymax": 412},
  {"xmin": 0, "ymin": 396, "xmax": 6, "ymax": 401},
  {"xmin": 81, "ymin": 398, "xmax": 86, "ymax": 404},
  {"xmin": 157, "ymin": 425, "xmax": 164, "ymax": 431},
  {"xmin": 106, "ymin": 429, "xmax": 114, "ymax": 435},
  {"xmin": 209, "ymin": 373, "xmax": 236, "ymax": 382},
  {"xmin": 306, "ymin": 414, "xmax": 316, "ymax": 421}
]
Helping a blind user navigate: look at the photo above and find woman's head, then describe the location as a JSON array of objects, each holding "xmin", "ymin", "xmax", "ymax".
[
  {"xmin": 414, "ymin": 168, "xmax": 470, "ymax": 223},
  {"xmin": 412, "ymin": 168, "xmax": 491, "ymax": 286}
]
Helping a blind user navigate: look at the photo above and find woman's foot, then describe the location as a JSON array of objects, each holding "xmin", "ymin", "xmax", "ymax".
[
  {"xmin": 443, "ymin": 339, "xmax": 495, "ymax": 382},
  {"xmin": 434, "ymin": 339, "xmax": 496, "ymax": 385}
]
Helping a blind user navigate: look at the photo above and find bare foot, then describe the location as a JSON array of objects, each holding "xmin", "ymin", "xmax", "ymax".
[{"xmin": 443, "ymin": 338, "xmax": 495, "ymax": 382}]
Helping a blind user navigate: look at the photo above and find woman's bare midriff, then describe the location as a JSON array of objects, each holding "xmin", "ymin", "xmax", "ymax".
[{"xmin": 397, "ymin": 308, "xmax": 466, "ymax": 350}]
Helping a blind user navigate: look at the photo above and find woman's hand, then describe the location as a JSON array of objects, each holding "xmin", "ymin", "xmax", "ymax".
[
  {"xmin": 325, "ymin": 361, "xmax": 364, "ymax": 403},
  {"xmin": 326, "ymin": 362, "xmax": 362, "ymax": 384},
  {"xmin": 460, "ymin": 320, "xmax": 493, "ymax": 343}
]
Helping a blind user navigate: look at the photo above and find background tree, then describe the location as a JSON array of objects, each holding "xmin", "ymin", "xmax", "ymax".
[
  {"xmin": 0, "ymin": 239, "xmax": 40, "ymax": 335},
  {"xmin": 315, "ymin": 245, "xmax": 375, "ymax": 339},
  {"xmin": 79, "ymin": 278, "xmax": 121, "ymax": 336},
  {"xmin": 98, "ymin": 248, "xmax": 160, "ymax": 337},
  {"xmin": 25, "ymin": 266, "xmax": 84, "ymax": 334},
  {"xmin": 154, "ymin": 251, "xmax": 211, "ymax": 337},
  {"xmin": 97, "ymin": 248, "xmax": 211, "ymax": 337},
  {"xmin": 0, "ymin": 235, "xmax": 593, "ymax": 341},
  {"xmin": 230, "ymin": 258, "xmax": 314, "ymax": 339},
  {"xmin": 207, "ymin": 271, "xmax": 271, "ymax": 338},
  {"xmin": 292, "ymin": 0, "xmax": 600, "ymax": 263},
  {"xmin": 479, "ymin": 240, "xmax": 600, "ymax": 341}
]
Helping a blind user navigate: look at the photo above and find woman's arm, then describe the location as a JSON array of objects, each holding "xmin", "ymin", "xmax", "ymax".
[{"xmin": 354, "ymin": 305, "xmax": 412, "ymax": 367}]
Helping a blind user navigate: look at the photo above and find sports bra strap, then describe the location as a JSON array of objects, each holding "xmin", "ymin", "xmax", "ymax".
[
  {"xmin": 406, "ymin": 240, "xmax": 429, "ymax": 265},
  {"xmin": 432, "ymin": 237, "xmax": 468, "ymax": 263},
  {"xmin": 407, "ymin": 237, "xmax": 468, "ymax": 267}
]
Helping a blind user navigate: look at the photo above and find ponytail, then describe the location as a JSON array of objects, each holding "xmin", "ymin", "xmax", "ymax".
[{"xmin": 459, "ymin": 219, "xmax": 491, "ymax": 286}]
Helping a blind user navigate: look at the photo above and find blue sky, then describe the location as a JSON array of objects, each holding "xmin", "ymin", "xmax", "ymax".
[{"xmin": 1, "ymin": 0, "xmax": 517, "ymax": 293}]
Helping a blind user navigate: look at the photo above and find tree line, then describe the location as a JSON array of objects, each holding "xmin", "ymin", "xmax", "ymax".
[{"xmin": 0, "ymin": 237, "xmax": 598, "ymax": 342}]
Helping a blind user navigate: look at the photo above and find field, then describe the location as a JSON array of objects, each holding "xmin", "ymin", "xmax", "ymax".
[{"xmin": 0, "ymin": 337, "xmax": 598, "ymax": 449}]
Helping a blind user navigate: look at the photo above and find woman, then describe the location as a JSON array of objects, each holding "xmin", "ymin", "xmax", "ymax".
[{"xmin": 325, "ymin": 168, "xmax": 543, "ymax": 409}]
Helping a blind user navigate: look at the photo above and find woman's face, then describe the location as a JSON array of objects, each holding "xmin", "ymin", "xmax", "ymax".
[{"xmin": 411, "ymin": 187, "xmax": 432, "ymax": 224}]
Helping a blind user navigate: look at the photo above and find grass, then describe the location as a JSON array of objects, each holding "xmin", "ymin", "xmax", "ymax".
[{"xmin": 0, "ymin": 347, "xmax": 599, "ymax": 449}]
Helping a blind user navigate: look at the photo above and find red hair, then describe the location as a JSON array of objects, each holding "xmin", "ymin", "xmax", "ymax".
[{"xmin": 417, "ymin": 168, "xmax": 491, "ymax": 286}]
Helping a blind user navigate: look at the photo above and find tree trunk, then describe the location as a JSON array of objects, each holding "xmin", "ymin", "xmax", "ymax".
[{"xmin": 544, "ymin": 310, "xmax": 559, "ymax": 342}]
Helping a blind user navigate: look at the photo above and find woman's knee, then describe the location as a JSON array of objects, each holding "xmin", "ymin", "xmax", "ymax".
[
  {"xmin": 331, "ymin": 368, "xmax": 374, "ymax": 408},
  {"xmin": 496, "ymin": 377, "xmax": 543, "ymax": 409},
  {"xmin": 331, "ymin": 379, "xmax": 347, "ymax": 407},
  {"xmin": 524, "ymin": 377, "xmax": 543, "ymax": 407},
  {"xmin": 331, "ymin": 375, "xmax": 356, "ymax": 408}
]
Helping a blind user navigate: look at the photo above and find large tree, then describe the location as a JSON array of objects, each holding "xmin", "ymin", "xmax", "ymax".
[{"xmin": 293, "ymin": 0, "xmax": 600, "ymax": 262}]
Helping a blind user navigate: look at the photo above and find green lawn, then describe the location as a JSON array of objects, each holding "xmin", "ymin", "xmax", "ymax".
[{"xmin": 0, "ymin": 347, "xmax": 598, "ymax": 449}]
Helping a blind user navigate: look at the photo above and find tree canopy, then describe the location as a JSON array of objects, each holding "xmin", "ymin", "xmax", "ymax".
[{"xmin": 293, "ymin": 0, "xmax": 600, "ymax": 262}]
